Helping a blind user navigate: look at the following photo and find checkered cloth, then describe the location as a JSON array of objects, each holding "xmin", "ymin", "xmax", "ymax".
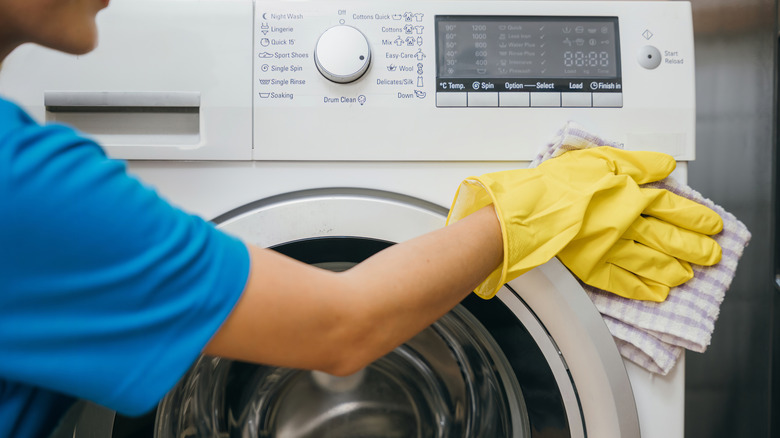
[{"xmin": 530, "ymin": 122, "xmax": 751, "ymax": 375}]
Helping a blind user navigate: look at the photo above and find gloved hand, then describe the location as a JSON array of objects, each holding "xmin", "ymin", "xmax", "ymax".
[
  {"xmin": 446, "ymin": 147, "xmax": 722, "ymax": 300},
  {"xmin": 557, "ymin": 181, "xmax": 722, "ymax": 301}
]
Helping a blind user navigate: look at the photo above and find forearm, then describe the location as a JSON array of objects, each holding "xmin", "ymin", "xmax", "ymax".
[
  {"xmin": 336, "ymin": 205, "xmax": 503, "ymax": 365},
  {"xmin": 204, "ymin": 206, "xmax": 502, "ymax": 375}
]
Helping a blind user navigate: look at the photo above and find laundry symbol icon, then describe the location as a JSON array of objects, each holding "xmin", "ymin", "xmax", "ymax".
[
  {"xmin": 258, "ymin": 52, "xmax": 274, "ymax": 58},
  {"xmin": 414, "ymin": 90, "xmax": 426, "ymax": 99}
]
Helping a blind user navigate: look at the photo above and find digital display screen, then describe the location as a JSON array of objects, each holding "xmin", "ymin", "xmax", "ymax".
[{"xmin": 436, "ymin": 16, "xmax": 621, "ymax": 92}]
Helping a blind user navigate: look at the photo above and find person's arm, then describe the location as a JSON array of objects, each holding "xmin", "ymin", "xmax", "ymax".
[{"xmin": 203, "ymin": 205, "xmax": 502, "ymax": 376}]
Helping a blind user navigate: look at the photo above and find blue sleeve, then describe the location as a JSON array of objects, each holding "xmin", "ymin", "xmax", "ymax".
[{"xmin": 0, "ymin": 98, "xmax": 250, "ymax": 416}]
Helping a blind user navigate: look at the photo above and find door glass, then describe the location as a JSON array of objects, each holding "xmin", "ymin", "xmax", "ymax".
[{"xmin": 154, "ymin": 304, "xmax": 529, "ymax": 438}]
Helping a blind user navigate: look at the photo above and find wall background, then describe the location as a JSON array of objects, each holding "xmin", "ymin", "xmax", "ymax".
[{"xmin": 680, "ymin": 0, "xmax": 776, "ymax": 437}]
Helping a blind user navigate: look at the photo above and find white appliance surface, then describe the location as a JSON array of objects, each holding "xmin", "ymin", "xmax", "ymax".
[{"xmin": 0, "ymin": 1, "xmax": 696, "ymax": 437}]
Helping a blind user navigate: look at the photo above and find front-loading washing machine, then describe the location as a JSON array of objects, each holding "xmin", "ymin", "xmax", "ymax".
[{"xmin": 0, "ymin": 1, "xmax": 697, "ymax": 437}]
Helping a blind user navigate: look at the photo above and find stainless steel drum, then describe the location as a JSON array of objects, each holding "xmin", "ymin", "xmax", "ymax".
[{"xmin": 155, "ymin": 298, "xmax": 529, "ymax": 438}]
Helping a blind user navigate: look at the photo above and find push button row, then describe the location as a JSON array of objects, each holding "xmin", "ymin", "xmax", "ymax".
[{"xmin": 436, "ymin": 92, "xmax": 623, "ymax": 108}]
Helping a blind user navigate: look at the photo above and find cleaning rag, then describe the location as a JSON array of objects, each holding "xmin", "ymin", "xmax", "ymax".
[{"xmin": 530, "ymin": 122, "xmax": 751, "ymax": 375}]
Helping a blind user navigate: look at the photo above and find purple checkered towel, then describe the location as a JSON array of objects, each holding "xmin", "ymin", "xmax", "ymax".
[{"xmin": 531, "ymin": 122, "xmax": 751, "ymax": 375}]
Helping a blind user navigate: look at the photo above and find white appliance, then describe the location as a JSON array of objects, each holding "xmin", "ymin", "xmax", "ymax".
[{"xmin": 0, "ymin": 1, "xmax": 696, "ymax": 437}]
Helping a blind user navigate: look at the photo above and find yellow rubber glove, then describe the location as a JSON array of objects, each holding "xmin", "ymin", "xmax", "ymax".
[
  {"xmin": 557, "ymin": 186, "xmax": 723, "ymax": 301},
  {"xmin": 446, "ymin": 147, "xmax": 722, "ymax": 300}
]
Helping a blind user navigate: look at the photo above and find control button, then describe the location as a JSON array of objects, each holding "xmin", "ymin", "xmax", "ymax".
[
  {"xmin": 436, "ymin": 92, "xmax": 467, "ymax": 107},
  {"xmin": 530, "ymin": 92, "xmax": 561, "ymax": 107},
  {"xmin": 592, "ymin": 92, "xmax": 623, "ymax": 107},
  {"xmin": 499, "ymin": 92, "xmax": 530, "ymax": 107},
  {"xmin": 314, "ymin": 26, "xmax": 371, "ymax": 83},
  {"xmin": 637, "ymin": 45, "xmax": 662, "ymax": 69},
  {"xmin": 468, "ymin": 92, "xmax": 498, "ymax": 107},
  {"xmin": 561, "ymin": 92, "xmax": 592, "ymax": 107}
]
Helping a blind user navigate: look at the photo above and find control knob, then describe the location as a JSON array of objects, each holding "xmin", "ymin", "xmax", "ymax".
[{"xmin": 314, "ymin": 25, "xmax": 371, "ymax": 83}]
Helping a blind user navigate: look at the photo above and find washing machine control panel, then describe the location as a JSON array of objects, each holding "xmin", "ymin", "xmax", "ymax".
[
  {"xmin": 254, "ymin": 6, "xmax": 628, "ymax": 109},
  {"xmin": 0, "ymin": 0, "xmax": 696, "ymax": 162},
  {"xmin": 252, "ymin": 1, "xmax": 695, "ymax": 161},
  {"xmin": 261, "ymin": 13, "xmax": 623, "ymax": 108}
]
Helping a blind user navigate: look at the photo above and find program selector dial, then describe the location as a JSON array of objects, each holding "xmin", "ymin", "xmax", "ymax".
[{"xmin": 314, "ymin": 25, "xmax": 371, "ymax": 83}]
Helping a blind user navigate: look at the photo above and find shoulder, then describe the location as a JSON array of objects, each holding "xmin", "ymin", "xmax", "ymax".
[
  {"xmin": 0, "ymin": 96, "xmax": 113, "ymax": 196},
  {"xmin": 0, "ymin": 97, "xmax": 35, "ymax": 135},
  {"xmin": 0, "ymin": 96, "xmax": 106, "ymax": 159},
  {"xmin": 0, "ymin": 96, "xmax": 124, "ymax": 248}
]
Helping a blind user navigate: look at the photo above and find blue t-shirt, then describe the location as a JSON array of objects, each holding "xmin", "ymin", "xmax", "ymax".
[{"xmin": 0, "ymin": 98, "xmax": 250, "ymax": 438}]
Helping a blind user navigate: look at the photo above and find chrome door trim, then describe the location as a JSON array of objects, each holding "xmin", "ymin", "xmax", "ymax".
[{"xmin": 217, "ymin": 188, "xmax": 639, "ymax": 438}]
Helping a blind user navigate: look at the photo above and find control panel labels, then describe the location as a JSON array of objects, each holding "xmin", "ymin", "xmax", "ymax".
[
  {"xmin": 435, "ymin": 15, "xmax": 622, "ymax": 95},
  {"xmin": 256, "ymin": 7, "xmax": 430, "ymax": 106},
  {"xmin": 253, "ymin": 8, "xmax": 625, "ymax": 108}
]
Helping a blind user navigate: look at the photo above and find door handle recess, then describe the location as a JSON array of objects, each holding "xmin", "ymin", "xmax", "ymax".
[{"xmin": 45, "ymin": 91, "xmax": 200, "ymax": 113}]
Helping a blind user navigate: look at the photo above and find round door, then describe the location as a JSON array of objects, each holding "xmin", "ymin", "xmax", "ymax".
[{"xmin": 67, "ymin": 188, "xmax": 639, "ymax": 438}]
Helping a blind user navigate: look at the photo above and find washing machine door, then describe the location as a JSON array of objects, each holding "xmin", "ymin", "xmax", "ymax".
[{"xmin": 66, "ymin": 188, "xmax": 639, "ymax": 438}]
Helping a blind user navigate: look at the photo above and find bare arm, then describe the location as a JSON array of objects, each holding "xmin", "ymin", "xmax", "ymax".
[{"xmin": 203, "ymin": 205, "xmax": 502, "ymax": 376}]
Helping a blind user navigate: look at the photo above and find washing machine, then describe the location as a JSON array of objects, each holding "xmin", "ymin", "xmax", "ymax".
[{"xmin": 0, "ymin": 1, "xmax": 696, "ymax": 437}]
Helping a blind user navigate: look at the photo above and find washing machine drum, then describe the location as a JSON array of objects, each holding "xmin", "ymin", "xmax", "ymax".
[
  {"xmin": 156, "ymin": 306, "xmax": 525, "ymax": 438},
  {"xmin": 155, "ymin": 237, "xmax": 572, "ymax": 438}
]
